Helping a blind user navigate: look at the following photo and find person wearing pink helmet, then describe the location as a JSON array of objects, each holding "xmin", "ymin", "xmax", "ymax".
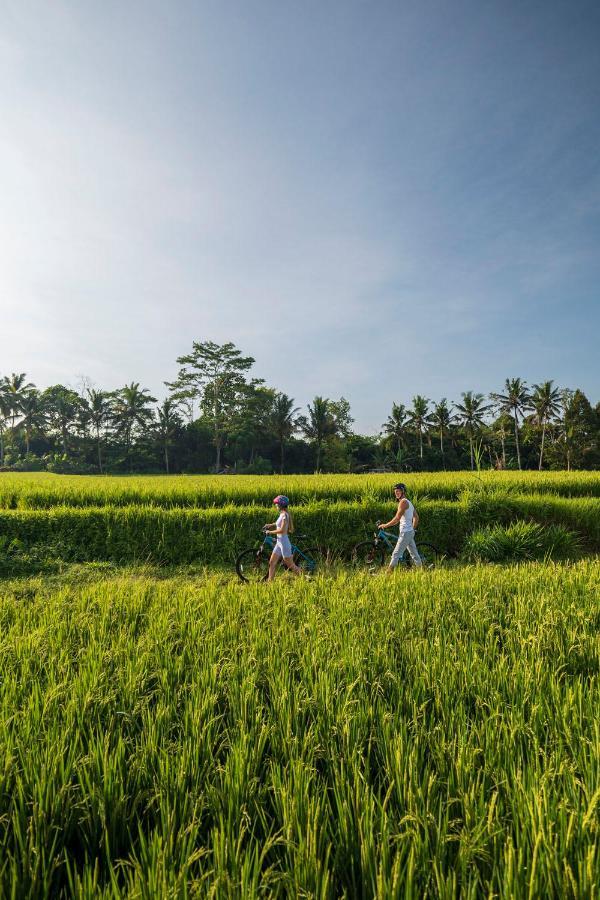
[{"xmin": 264, "ymin": 495, "xmax": 302, "ymax": 581}]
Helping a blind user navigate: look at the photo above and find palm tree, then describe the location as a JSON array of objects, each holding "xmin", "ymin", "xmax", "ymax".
[
  {"xmin": 454, "ymin": 392, "xmax": 491, "ymax": 470},
  {"xmin": 297, "ymin": 396, "xmax": 336, "ymax": 471},
  {"xmin": 87, "ymin": 390, "xmax": 112, "ymax": 473},
  {"xmin": 557, "ymin": 388, "xmax": 575, "ymax": 471},
  {"xmin": 112, "ymin": 383, "xmax": 157, "ymax": 471},
  {"xmin": 0, "ymin": 385, "xmax": 11, "ymax": 466},
  {"xmin": 156, "ymin": 398, "xmax": 183, "ymax": 474},
  {"xmin": 531, "ymin": 380, "xmax": 562, "ymax": 470},
  {"xmin": 19, "ymin": 390, "xmax": 46, "ymax": 455},
  {"xmin": 382, "ymin": 403, "xmax": 408, "ymax": 456},
  {"xmin": 408, "ymin": 396, "xmax": 431, "ymax": 461},
  {"xmin": 431, "ymin": 399, "xmax": 454, "ymax": 467},
  {"xmin": 493, "ymin": 378, "xmax": 531, "ymax": 470},
  {"xmin": 1, "ymin": 372, "xmax": 35, "ymax": 433},
  {"xmin": 270, "ymin": 393, "xmax": 299, "ymax": 474}
]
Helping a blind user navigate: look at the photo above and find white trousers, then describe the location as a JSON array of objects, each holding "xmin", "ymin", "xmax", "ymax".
[{"xmin": 390, "ymin": 531, "xmax": 422, "ymax": 568}]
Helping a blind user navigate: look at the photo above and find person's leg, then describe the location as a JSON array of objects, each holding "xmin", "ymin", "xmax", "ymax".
[
  {"xmin": 388, "ymin": 533, "xmax": 410, "ymax": 573},
  {"xmin": 405, "ymin": 534, "xmax": 422, "ymax": 567},
  {"xmin": 268, "ymin": 548, "xmax": 282, "ymax": 581},
  {"xmin": 282, "ymin": 554, "xmax": 302, "ymax": 576}
]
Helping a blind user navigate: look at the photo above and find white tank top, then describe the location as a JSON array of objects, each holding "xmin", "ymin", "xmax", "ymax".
[
  {"xmin": 399, "ymin": 499, "xmax": 415, "ymax": 533},
  {"xmin": 276, "ymin": 512, "xmax": 289, "ymax": 536}
]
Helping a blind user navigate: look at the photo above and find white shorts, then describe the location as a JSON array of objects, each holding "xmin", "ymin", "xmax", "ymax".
[
  {"xmin": 390, "ymin": 531, "xmax": 422, "ymax": 568},
  {"xmin": 273, "ymin": 535, "xmax": 293, "ymax": 559}
]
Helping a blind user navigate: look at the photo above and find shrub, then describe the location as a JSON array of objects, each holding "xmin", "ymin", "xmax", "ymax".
[
  {"xmin": 10, "ymin": 454, "xmax": 47, "ymax": 472},
  {"xmin": 463, "ymin": 522, "xmax": 582, "ymax": 563}
]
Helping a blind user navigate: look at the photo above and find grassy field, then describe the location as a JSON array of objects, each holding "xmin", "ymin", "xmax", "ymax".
[
  {"xmin": 1, "ymin": 472, "xmax": 600, "ymax": 569},
  {"xmin": 1, "ymin": 470, "xmax": 600, "ymax": 508},
  {"xmin": 0, "ymin": 563, "xmax": 599, "ymax": 898},
  {"xmin": 0, "ymin": 472, "xmax": 598, "ymax": 897}
]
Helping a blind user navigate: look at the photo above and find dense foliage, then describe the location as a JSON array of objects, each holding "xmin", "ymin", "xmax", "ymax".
[{"xmin": 1, "ymin": 342, "xmax": 599, "ymax": 473}]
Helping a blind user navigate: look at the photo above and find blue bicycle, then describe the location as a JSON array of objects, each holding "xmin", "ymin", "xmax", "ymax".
[
  {"xmin": 236, "ymin": 531, "xmax": 324, "ymax": 582},
  {"xmin": 352, "ymin": 523, "xmax": 440, "ymax": 571}
]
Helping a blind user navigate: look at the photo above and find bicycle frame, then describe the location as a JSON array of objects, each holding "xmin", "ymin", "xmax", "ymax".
[
  {"xmin": 374, "ymin": 528, "xmax": 398, "ymax": 550},
  {"xmin": 260, "ymin": 533, "xmax": 315, "ymax": 566}
]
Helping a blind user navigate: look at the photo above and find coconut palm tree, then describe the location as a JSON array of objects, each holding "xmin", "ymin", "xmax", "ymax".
[
  {"xmin": 431, "ymin": 399, "xmax": 454, "ymax": 467},
  {"xmin": 531, "ymin": 380, "xmax": 562, "ymax": 470},
  {"xmin": 407, "ymin": 396, "xmax": 431, "ymax": 461},
  {"xmin": 87, "ymin": 389, "xmax": 112, "ymax": 473},
  {"xmin": 382, "ymin": 403, "xmax": 408, "ymax": 456},
  {"xmin": 19, "ymin": 390, "xmax": 47, "ymax": 455},
  {"xmin": 0, "ymin": 385, "xmax": 11, "ymax": 466},
  {"xmin": 454, "ymin": 392, "xmax": 491, "ymax": 470},
  {"xmin": 270, "ymin": 393, "xmax": 299, "ymax": 474},
  {"xmin": 155, "ymin": 398, "xmax": 183, "ymax": 474},
  {"xmin": 1, "ymin": 373, "xmax": 35, "ymax": 433},
  {"xmin": 493, "ymin": 378, "xmax": 531, "ymax": 470},
  {"xmin": 112, "ymin": 383, "xmax": 157, "ymax": 471}
]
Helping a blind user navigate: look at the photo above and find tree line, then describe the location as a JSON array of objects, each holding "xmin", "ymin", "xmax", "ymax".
[{"xmin": 1, "ymin": 340, "xmax": 598, "ymax": 474}]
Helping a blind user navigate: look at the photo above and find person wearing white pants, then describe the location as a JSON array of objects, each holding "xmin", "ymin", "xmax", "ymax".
[{"xmin": 379, "ymin": 482, "xmax": 422, "ymax": 571}]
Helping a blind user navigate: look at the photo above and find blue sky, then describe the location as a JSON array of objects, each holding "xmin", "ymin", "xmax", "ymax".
[{"xmin": 1, "ymin": 0, "xmax": 599, "ymax": 432}]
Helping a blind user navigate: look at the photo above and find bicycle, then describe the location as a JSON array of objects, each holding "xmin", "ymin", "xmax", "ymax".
[
  {"xmin": 351, "ymin": 523, "xmax": 441, "ymax": 571},
  {"xmin": 236, "ymin": 531, "xmax": 324, "ymax": 583}
]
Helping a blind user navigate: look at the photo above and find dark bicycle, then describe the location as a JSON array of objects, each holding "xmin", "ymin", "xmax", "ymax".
[
  {"xmin": 236, "ymin": 531, "xmax": 324, "ymax": 583},
  {"xmin": 352, "ymin": 523, "xmax": 441, "ymax": 571}
]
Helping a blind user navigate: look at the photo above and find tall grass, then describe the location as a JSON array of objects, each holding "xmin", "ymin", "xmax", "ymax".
[
  {"xmin": 1, "ymin": 470, "xmax": 600, "ymax": 509},
  {"xmin": 0, "ymin": 562, "xmax": 598, "ymax": 896},
  {"xmin": 463, "ymin": 521, "xmax": 582, "ymax": 562},
  {"xmin": 1, "ymin": 494, "xmax": 598, "ymax": 568}
]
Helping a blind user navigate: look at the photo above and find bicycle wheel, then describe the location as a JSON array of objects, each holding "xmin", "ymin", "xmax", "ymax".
[
  {"xmin": 236, "ymin": 547, "xmax": 270, "ymax": 583},
  {"xmin": 351, "ymin": 541, "xmax": 385, "ymax": 571},
  {"xmin": 293, "ymin": 546, "xmax": 323, "ymax": 574},
  {"xmin": 412, "ymin": 542, "xmax": 441, "ymax": 569}
]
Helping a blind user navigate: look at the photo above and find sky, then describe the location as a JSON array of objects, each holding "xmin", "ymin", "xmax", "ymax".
[{"xmin": 1, "ymin": 0, "xmax": 599, "ymax": 433}]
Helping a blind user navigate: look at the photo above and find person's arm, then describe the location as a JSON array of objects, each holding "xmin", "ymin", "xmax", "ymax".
[
  {"xmin": 268, "ymin": 515, "xmax": 288, "ymax": 535},
  {"xmin": 379, "ymin": 499, "xmax": 408, "ymax": 530},
  {"xmin": 412, "ymin": 508, "xmax": 419, "ymax": 529}
]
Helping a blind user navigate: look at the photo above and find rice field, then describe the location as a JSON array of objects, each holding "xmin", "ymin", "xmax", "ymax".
[
  {"xmin": 0, "ymin": 473, "xmax": 598, "ymax": 897},
  {"xmin": 1, "ymin": 470, "xmax": 600, "ymax": 509}
]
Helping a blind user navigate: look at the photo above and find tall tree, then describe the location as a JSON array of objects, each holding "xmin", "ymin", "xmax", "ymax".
[
  {"xmin": 1, "ymin": 372, "xmax": 35, "ymax": 433},
  {"xmin": 112, "ymin": 383, "xmax": 157, "ymax": 471},
  {"xmin": 329, "ymin": 397, "xmax": 354, "ymax": 438},
  {"xmin": 493, "ymin": 378, "xmax": 531, "ymax": 470},
  {"xmin": 42, "ymin": 385, "xmax": 82, "ymax": 456},
  {"xmin": 155, "ymin": 398, "xmax": 183, "ymax": 474},
  {"xmin": 270, "ymin": 392, "xmax": 299, "ymax": 475},
  {"xmin": 19, "ymin": 390, "xmax": 46, "ymax": 455},
  {"xmin": 0, "ymin": 385, "xmax": 11, "ymax": 466},
  {"xmin": 531, "ymin": 380, "xmax": 562, "ymax": 470},
  {"xmin": 454, "ymin": 392, "xmax": 491, "ymax": 470},
  {"xmin": 167, "ymin": 341, "xmax": 256, "ymax": 472},
  {"xmin": 382, "ymin": 403, "xmax": 408, "ymax": 456},
  {"xmin": 408, "ymin": 395, "xmax": 431, "ymax": 461},
  {"xmin": 431, "ymin": 399, "xmax": 454, "ymax": 467},
  {"xmin": 87, "ymin": 389, "xmax": 112, "ymax": 473},
  {"xmin": 232, "ymin": 385, "xmax": 276, "ymax": 466},
  {"xmin": 559, "ymin": 389, "xmax": 600, "ymax": 470},
  {"xmin": 297, "ymin": 396, "xmax": 337, "ymax": 471}
]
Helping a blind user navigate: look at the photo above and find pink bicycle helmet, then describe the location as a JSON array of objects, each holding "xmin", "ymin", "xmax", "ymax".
[{"xmin": 273, "ymin": 495, "xmax": 290, "ymax": 508}]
